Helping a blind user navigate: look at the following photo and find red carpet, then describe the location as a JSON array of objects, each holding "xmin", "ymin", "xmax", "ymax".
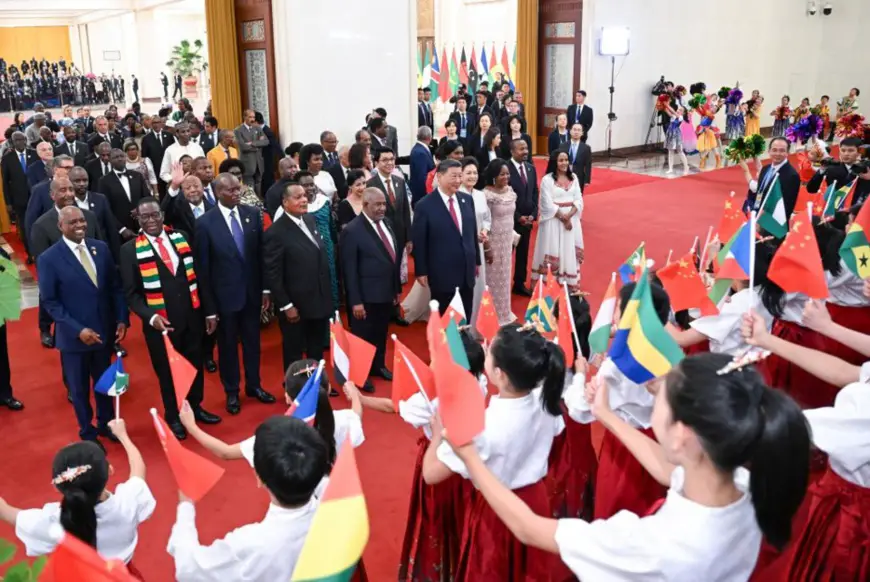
[{"xmin": 0, "ymin": 164, "xmax": 789, "ymax": 580}]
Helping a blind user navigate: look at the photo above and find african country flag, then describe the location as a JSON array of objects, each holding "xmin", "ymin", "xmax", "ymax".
[
  {"xmin": 480, "ymin": 44, "xmax": 490, "ymax": 84},
  {"xmin": 449, "ymin": 47, "xmax": 460, "ymax": 94},
  {"xmin": 439, "ymin": 47, "xmax": 451, "ymax": 103},
  {"xmin": 757, "ymin": 179, "xmax": 787, "ymax": 239},
  {"xmin": 501, "ymin": 44, "xmax": 514, "ymax": 90},
  {"xmin": 421, "ymin": 45, "xmax": 431, "ymax": 89},
  {"xmin": 94, "ymin": 355, "xmax": 129, "ymax": 397},
  {"xmin": 525, "ymin": 277, "xmax": 556, "ymax": 333},
  {"xmin": 428, "ymin": 48, "xmax": 439, "ymax": 97},
  {"xmin": 468, "ymin": 44, "xmax": 479, "ymax": 93},
  {"xmin": 291, "ymin": 436, "xmax": 368, "ymax": 581},
  {"xmin": 416, "ymin": 46, "xmax": 422, "ymax": 88},
  {"xmin": 822, "ymin": 179, "xmax": 857, "ymax": 218},
  {"xmin": 459, "ymin": 46, "xmax": 468, "ymax": 85},
  {"xmin": 589, "ymin": 273, "xmax": 617, "ymax": 355},
  {"xmin": 840, "ymin": 200, "xmax": 870, "ymax": 278}
]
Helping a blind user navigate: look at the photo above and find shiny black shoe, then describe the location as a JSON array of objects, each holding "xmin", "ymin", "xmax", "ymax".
[
  {"xmin": 40, "ymin": 332, "xmax": 54, "ymax": 349},
  {"xmin": 372, "ymin": 367, "xmax": 393, "ymax": 381},
  {"xmin": 245, "ymin": 387, "xmax": 277, "ymax": 404},
  {"xmin": 97, "ymin": 427, "xmax": 120, "ymax": 444},
  {"xmin": 360, "ymin": 381, "xmax": 376, "ymax": 394},
  {"xmin": 114, "ymin": 343, "xmax": 127, "ymax": 357},
  {"xmin": 512, "ymin": 285, "xmax": 533, "ymax": 297},
  {"xmin": 204, "ymin": 359, "xmax": 217, "ymax": 373},
  {"xmin": 1, "ymin": 397, "xmax": 23, "ymax": 411},
  {"xmin": 226, "ymin": 394, "xmax": 241, "ymax": 415},
  {"xmin": 168, "ymin": 421, "xmax": 187, "ymax": 440},
  {"xmin": 392, "ymin": 315, "xmax": 410, "ymax": 327},
  {"xmin": 193, "ymin": 407, "xmax": 221, "ymax": 424}
]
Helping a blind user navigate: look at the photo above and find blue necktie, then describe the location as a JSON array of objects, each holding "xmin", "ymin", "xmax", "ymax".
[
  {"xmin": 760, "ymin": 168, "xmax": 774, "ymax": 193},
  {"xmin": 570, "ymin": 143, "xmax": 577, "ymax": 163},
  {"xmin": 19, "ymin": 152, "xmax": 25, "ymax": 171},
  {"xmin": 204, "ymin": 185, "xmax": 215, "ymax": 205},
  {"xmin": 230, "ymin": 209, "xmax": 245, "ymax": 257}
]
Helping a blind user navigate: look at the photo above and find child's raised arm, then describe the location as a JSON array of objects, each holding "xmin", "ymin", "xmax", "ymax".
[
  {"xmin": 179, "ymin": 403, "xmax": 244, "ymax": 460},
  {"xmin": 108, "ymin": 418, "xmax": 146, "ymax": 480}
]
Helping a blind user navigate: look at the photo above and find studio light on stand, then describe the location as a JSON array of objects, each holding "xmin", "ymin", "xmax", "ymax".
[{"xmin": 597, "ymin": 27, "xmax": 630, "ymax": 164}]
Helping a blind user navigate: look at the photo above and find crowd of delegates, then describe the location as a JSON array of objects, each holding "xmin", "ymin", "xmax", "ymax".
[
  {"xmin": 0, "ymin": 56, "xmax": 135, "ymax": 112},
  {"xmin": 0, "ymin": 78, "xmax": 868, "ymax": 581}
]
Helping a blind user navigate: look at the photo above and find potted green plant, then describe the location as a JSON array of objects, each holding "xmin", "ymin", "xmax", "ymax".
[
  {"xmin": 0, "ymin": 538, "xmax": 46, "ymax": 581},
  {"xmin": 165, "ymin": 39, "xmax": 206, "ymax": 95}
]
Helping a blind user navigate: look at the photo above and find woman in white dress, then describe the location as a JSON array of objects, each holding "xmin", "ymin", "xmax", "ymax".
[
  {"xmin": 532, "ymin": 150, "xmax": 584, "ymax": 292},
  {"xmin": 460, "ymin": 156, "xmax": 492, "ymax": 334},
  {"xmin": 301, "ymin": 143, "xmax": 338, "ymax": 202}
]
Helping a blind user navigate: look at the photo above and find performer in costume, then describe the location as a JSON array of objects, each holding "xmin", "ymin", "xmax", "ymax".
[
  {"xmin": 770, "ymin": 95, "xmax": 792, "ymax": 139},
  {"xmin": 664, "ymin": 104, "xmax": 690, "ymax": 175},
  {"xmin": 793, "ymin": 98, "xmax": 811, "ymax": 123},
  {"xmin": 695, "ymin": 94, "xmax": 723, "ymax": 170},
  {"xmin": 814, "ymin": 95, "xmax": 832, "ymax": 139},
  {"xmin": 724, "ymin": 88, "xmax": 745, "ymax": 143},
  {"xmin": 675, "ymin": 85, "xmax": 697, "ymax": 155},
  {"xmin": 744, "ymin": 90, "xmax": 763, "ymax": 138}
]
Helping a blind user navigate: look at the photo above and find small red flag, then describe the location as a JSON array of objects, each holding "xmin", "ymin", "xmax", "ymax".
[
  {"xmin": 716, "ymin": 193, "xmax": 746, "ymax": 246},
  {"xmin": 768, "ymin": 216, "xmax": 829, "ymax": 299},
  {"xmin": 391, "ymin": 336, "xmax": 434, "ymax": 409},
  {"xmin": 657, "ymin": 252, "xmax": 719, "ymax": 315},
  {"xmin": 543, "ymin": 264, "xmax": 560, "ymax": 305},
  {"xmin": 164, "ymin": 334, "xmax": 197, "ymax": 411},
  {"xmin": 43, "ymin": 534, "xmax": 138, "ymax": 581},
  {"xmin": 330, "ymin": 321, "xmax": 376, "ymax": 386},
  {"xmin": 556, "ymin": 289, "xmax": 575, "ymax": 369},
  {"xmin": 476, "ymin": 287, "xmax": 500, "ymax": 343},
  {"xmin": 151, "ymin": 410, "xmax": 225, "ymax": 502}
]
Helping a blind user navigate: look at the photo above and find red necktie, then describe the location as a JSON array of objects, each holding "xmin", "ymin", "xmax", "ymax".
[
  {"xmin": 376, "ymin": 221, "xmax": 396, "ymax": 262},
  {"xmin": 519, "ymin": 163, "xmax": 528, "ymax": 186},
  {"xmin": 448, "ymin": 196, "xmax": 460, "ymax": 230},
  {"xmin": 153, "ymin": 236, "xmax": 174, "ymax": 272},
  {"xmin": 385, "ymin": 177, "xmax": 396, "ymax": 205}
]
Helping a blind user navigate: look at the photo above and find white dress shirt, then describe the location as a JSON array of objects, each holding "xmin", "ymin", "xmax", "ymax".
[
  {"xmin": 74, "ymin": 194, "xmax": 89, "ymax": 211},
  {"xmin": 167, "ymin": 498, "xmax": 317, "ymax": 582},
  {"xmin": 145, "ymin": 230, "xmax": 179, "ymax": 272},
  {"xmin": 564, "ymin": 358, "xmax": 654, "ymax": 428},
  {"xmin": 217, "ymin": 202, "xmax": 243, "ymax": 236},
  {"xmin": 749, "ymin": 160, "xmax": 787, "ymax": 193},
  {"xmin": 438, "ymin": 190, "xmax": 462, "ymax": 235},
  {"xmin": 160, "ymin": 141, "xmax": 206, "ymax": 183},
  {"xmin": 190, "ymin": 201, "xmax": 206, "ymax": 219},
  {"xmin": 16, "ymin": 477, "xmax": 156, "ymax": 563},
  {"xmin": 63, "ymin": 235, "xmax": 97, "ymax": 277},
  {"xmin": 115, "ymin": 170, "xmax": 131, "ymax": 201}
]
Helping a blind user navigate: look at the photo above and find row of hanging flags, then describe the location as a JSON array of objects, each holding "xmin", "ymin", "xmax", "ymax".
[{"xmin": 418, "ymin": 42, "xmax": 517, "ymax": 100}]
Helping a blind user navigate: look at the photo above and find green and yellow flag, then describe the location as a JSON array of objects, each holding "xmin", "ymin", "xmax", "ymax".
[
  {"xmin": 291, "ymin": 436, "xmax": 369, "ymax": 581},
  {"xmin": 840, "ymin": 199, "xmax": 870, "ymax": 279}
]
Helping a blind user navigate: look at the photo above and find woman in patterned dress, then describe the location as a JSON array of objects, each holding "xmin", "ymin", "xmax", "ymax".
[
  {"xmin": 482, "ymin": 159, "xmax": 517, "ymax": 326},
  {"xmin": 298, "ymin": 171, "xmax": 339, "ymax": 307},
  {"xmin": 124, "ymin": 140, "xmax": 158, "ymax": 195}
]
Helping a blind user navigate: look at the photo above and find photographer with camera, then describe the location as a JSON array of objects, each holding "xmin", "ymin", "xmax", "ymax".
[{"xmin": 807, "ymin": 137, "xmax": 870, "ymax": 206}]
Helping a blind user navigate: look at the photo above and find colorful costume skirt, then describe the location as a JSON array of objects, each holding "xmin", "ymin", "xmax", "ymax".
[{"xmin": 772, "ymin": 119, "xmax": 789, "ymax": 138}]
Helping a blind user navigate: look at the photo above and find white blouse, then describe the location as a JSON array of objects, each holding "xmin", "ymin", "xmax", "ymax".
[
  {"xmin": 436, "ymin": 387, "xmax": 565, "ymax": 489},
  {"xmin": 167, "ymin": 498, "xmax": 317, "ymax": 582},
  {"xmin": 15, "ymin": 477, "xmax": 156, "ymax": 563},
  {"xmin": 827, "ymin": 261, "xmax": 870, "ymax": 307},
  {"xmin": 804, "ymin": 380, "xmax": 870, "ymax": 487},
  {"xmin": 398, "ymin": 377, "xmax": 489, "ymax": 439},
  {"xmin": 690, "ymin": 288, "xmax": 774, "ymax": 355},
  {"xmin": 564, "ymin": 358, "xmax": 654, "ymax": 428},
  {"xmin": 779, "ymin": 292, "xmax": 812, "ymax": 324},
  {"xmin": 313, "ymin": 171, "xmax": 338, "ymax": 202},
  {"xmin": 555, "ymin": 467, "xmax": 760, "ymax": 581},
  {"xmin": 539, "ymin": 174, "xmax": 584, "ymax": 220}
]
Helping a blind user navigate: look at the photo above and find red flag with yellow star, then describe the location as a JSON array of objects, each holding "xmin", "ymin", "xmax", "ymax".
[
  {"xmin": 476, "ymin": 287, "xmax": 500, "ymax": 343},
  {"xmin": 768, "ymin": 216, "xmax": 829, "ymax": 299},
  {"xmin": 716, "ymin": 192, "xmax": 745, "ymax": 246},
  {"xmin": 657, "ymin": 252, "xmax": 719, "ymax": 316},
  {"xmin": 44, "ymin": 533, "xmax": 139, "ymax": 581}
]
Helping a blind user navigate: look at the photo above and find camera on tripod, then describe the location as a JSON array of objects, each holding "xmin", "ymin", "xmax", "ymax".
[{"xmin": 651, "ymin": 76, "xmax": 668, "ymax": 96}]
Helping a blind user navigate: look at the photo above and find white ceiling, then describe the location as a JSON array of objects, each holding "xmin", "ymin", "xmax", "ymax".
[{"xmin": 0, "ymin": 0, "xmax": 200, "ymax": 27}]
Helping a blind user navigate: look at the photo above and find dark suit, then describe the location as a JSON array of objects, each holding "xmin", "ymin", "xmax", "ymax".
[
  {"xmin": 564, "ymin": 141, "xmax": 593, "ymax": 189},
  {"xmin": 548, "ymin": 129, "xmax": 570, "ymax": 154},
  {"xmin": 508, "ymin": 159, "xmax": 539, "ymax": 288},
  {"xmin": 744, "ymin": 162, "xmax": 801, "ymax": 223},
  {"xmin": 26, "ymin": 160, "xmax": 48, "ymax": 188},
  {"xmin": 341, "ymin": 214, "xmax": 400, "ymax": 373},
  {"xmin": 418, "ymin": 101, "xmax": 434, "ymax": 131},
  {"xmin": 411, "ymin": 190, "xmax": 480, "ymax": 317},
  {"xmin": 37, "ymin": 238, "xmax": 128, "ymax": 439},
  {"xmin": 329, "ymin": 163, "xmax": 350, "ymax": 201},
  {"xmin": 75, "ymin": 192, "xmax": 121, "ymax": 262},
  {"xmin": 807, "ymin": 164, "xmax": 870, "ymax": 207},
  {"xmin": 409, "ymin": 143, "xmax": 434, "ymax": 207},
  {"xmin": 24, "ymin": 180, "xmax": 52, "ymax": 241},
  {"xmin": 120, "ymin": 232, "xmax": 205, "ymax": 421},
  {"xmin": 141, "ymin": 131, "xmax": 174, "ymax": 195},
  {"xmin": 470, "ymin": 104, "xmax": 495, "ymax": 123},
  {"xmin": 54, "ymin": 141, "xmax": 89, "ymax": 167},
  {"xmin": 448, "ymin": 111, "xmax": 476, "ymax": 145},
  {"xmin": 86, "ymin": 132, "xmax": 122, "ymax": 153},
  {"xmin": 566, "ymin": 104, "xmax": 594, "ymax": 142},
  {"xmin": 199, "ymin": 129, "xmax": 220, "ymax": 155},
  {"xmin": 367, "ymin": 173, "xmax": 411, "ymax": 250},
  {"xmin": 264, "ymin": 213, "xmax": 334, "ymax": 371},
  {"xmin": 161, "ymin": 194, "xmax": 214, "ymax": 245},
  {"xmin": 98, "ymin": 169, "xmax": 149, "ymax": 233},
  {"xmin": 264, "ymin": 178, "xmax": 293, "ymax": 219},
  {"xmin": 1, "ymin": 148, "xmax": 38, "ymax": 256},
  {"xmin": 195, "ymin": 204, "xmax": 266, "ymax": 394},
  {"xmin": 85, "ymin": 157, "xmax": 113, "ymax": 192}
]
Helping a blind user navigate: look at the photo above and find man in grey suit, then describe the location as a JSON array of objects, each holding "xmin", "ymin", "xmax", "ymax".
[
  {"xmin": 233, "ymin": 109, "xmax": 269, "ymax": 193},
  {"xmin": 30, "ymin": 177, "xmax": 103, "ymax": 258}
]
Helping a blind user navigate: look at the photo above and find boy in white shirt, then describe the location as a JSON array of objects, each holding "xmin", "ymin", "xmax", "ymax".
[{"xmin": 167, "ymin": 416, "xmax": 328, "ymax": 582}]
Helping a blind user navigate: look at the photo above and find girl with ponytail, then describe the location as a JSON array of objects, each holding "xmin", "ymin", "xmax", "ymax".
[
  {"xmin": 0, "ymin": 420, "xmax": 154, "ymax": 576},
  {"xmin": 442, "ymin": 352, "xmax": 811, "ymax": 581},
  {"xmin": 421, "ymin": 324, "xmax": 567, "ymax": 582}
]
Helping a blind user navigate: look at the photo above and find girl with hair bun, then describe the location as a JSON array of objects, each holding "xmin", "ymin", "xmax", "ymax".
[
  {"xmin": 0, "ymin": 420, "xmax": 155, "ymax": 578},
  {"xmin": 422, "ymin": 324, "xmax": 568, "ymax": 581},
  {"xmin": 444, "ymin": 352, "xmax": 811, "ymax": 581}
]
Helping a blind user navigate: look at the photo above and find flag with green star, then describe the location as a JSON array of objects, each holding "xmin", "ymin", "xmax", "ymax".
[{"xmin": 840, "ymin": 200, "xmax": 870, "ymax": 279}]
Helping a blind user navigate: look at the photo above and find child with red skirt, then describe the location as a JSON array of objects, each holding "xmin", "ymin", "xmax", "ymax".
[
  {"xmin": 566, "ymin": 281, "xmax": 672, "ymax": 519},
  {"xmin": 353, "ymin": 331, "xmax": 486, "ymax": 582},
  {"xmin": 422, "ymin": 325, "xmax": 566, "ymax": 581},
  {"xmin": 441, "ymin": 352, "xmax": 811, "ymax": 581}
]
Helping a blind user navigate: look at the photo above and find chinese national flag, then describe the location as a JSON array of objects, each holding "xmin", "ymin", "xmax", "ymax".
[
  {"xmin": 768, "ymin": 216, "xmax": 829, "ymax": 299},
  {"xmin": 43, "ymin": 532, "xmax": 139, "ymax": 581},
  {"xmin": 542, "ymin": 265, "xmax": 560, "ymax": 305},
  {"xmin": 151, "ymin": 411, "xmax": 225, "ymax": 502},
  {"xmin": 476, "ymin": 288, "xmax": 500, "ymax": 343},
  {"xmin": 391, "ymin": 336, "xmax": 434, "ymax": 409},
  {"xmin": 716, "ymin": 193, "xmax": 745, "ymax": 247},
  {"xmin": 164, "ymin": 334, "xmax": 197, "ymax": 410},
  {"xmin": 657, "ymin": 252, "xmax": 719, "ymax": 315},
  {"xmin": 556, "ymin": 289, "xmax": 575, "ymax": 369}
]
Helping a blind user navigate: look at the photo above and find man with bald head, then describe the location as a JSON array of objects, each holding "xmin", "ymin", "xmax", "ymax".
[
  {"xmin": 206, "ymin": 129, "xmax": 239, "ymax": 171},
  {"xmin": 195, "ymin": 172, "xmax": 275, "ymax": 414},
  {"xmin": 265, "ymin": 157, "xmax": 300, "ymax": 218},
  {"xmin": 1, "ymin": 131, "xmax": 39, "ymax": 262},
  {"xmin": 327, "ymin": 145, "xmax": 352, "ymax": 201},
  {"xmin": 26, "ymin": 141, "xmax": 54, "ymax": 188},
  {"xmin": 339, "ymin": 187, "xmax": 401, "ymax": 389},
  {"xmin": 37, "ymin": 205, "xmax": 128, "ymax": 447},
  {"xmin": 25, "ymin": 155, "xmax": 74, "ymax": 243}
]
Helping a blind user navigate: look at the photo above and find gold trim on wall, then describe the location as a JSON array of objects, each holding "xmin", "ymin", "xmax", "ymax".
[
  {"xmin": 204, "ymin": 0, "xmax": 242, "ymax": 130},
  {"xmin": 516, "ymin": 0, "xmax": 540, "ymax": 153}
]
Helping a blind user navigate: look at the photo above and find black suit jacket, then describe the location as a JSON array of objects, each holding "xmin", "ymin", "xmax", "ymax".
[
  {"xmin": 507, "ymin": 159, "xmax": 539, "ymax": 223},
  {"xmin": 329, "ymin": 163, "xmax": 350, "ymax": 201},
  {"xmin": 199, "ymin": 129, "xmax": 220, "ymax": 155},
  {"xmin": 366, "ymin": 173, "xmax": 411, "ymax": 247},
  {"xmin": 54, "ymin": 140, "xmax": 89, "ymax": 167},
  {"xmin": 340, "ymin": 214, "xmax": 401, "ymax": 306},
  {"xmin": 98, "ymin": 170, "xmax": 149, "ymax": 232},
  {"xmin": 85, "ymin": 158, "xmax": 113, "ymax": 191},
  {"xmin": 30, "ymin": 206, "xmax": 102, "ymax": 257},
  {"xmin": 119, "ymin": 231, "xmax": 202, "ymax": 334},
  {"xmin": 77, "ymin": 192, "xmax": 120, "ymax": 262},
  {"xmin": 86, "ymin": 132, "xmax": 123, "ymax": 153},
  {"xmin": 263, "ymin": 214, "xmax": 333, "ymax": 319},
  {"xmin": 160, "ymin": 194, "xmax": 214, "ymax": 246},
  {"xmin": 264, "ymin": 178, "xmax": 293, "ymax": 219},
  {"xmin": 140, "ymin": 131, "xmax": 174, "ymax": 179},
  {"xmin": 564, "ymin": 141, "xmax": 592, "ymax": 188},
  {"xmin": 26, "ymin": 160, "xmax": 48, "ymax": 188},
  {"xmin": 470, "ymin": 104, "xmax": 495, "ymax": 123},
  {"xmin": 745, "ymin": 162, "xmax": 801, "ymax": 221},
  {"xmin": 417, "ymin": 101, "xmax": 434, "ymax": 130},
  {"xmin": 566, "ymin": 104, "xmax": 594, "ymax": 140},
  {"xmin": 806, "ymin": 164, "xmax": 870, "ymax": 206},
  {"xmin": 0, "ymin": 148, "xmax": 38, "ymax": 207},
  {"xmin": 448, "ymin": 111, "xmax": 477, "ymax": 145},
  {"xmin": 548, "ymin": 129, "xmax": 570, "ymax": 154}
]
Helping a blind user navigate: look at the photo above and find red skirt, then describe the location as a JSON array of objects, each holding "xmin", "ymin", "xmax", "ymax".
[
  {"xmin": 546, "ymin": 411, "xmax": 597, "ymax": 521},
  {"xmin": 398, "ymin": 435, "xmax": 471, "ymax": 582},
  {"xmin": 594, "ymin": 428, "xmax": 667, "ymax": 520},
  {"xmin": 787, "ymin": 465, "xmax": 870, "ymax": 581},
  {"xmin": 455, "ymin": 480, "xmax": 560, "ymax": 581},
  {"xmin": 764, "ymin": 320, "xmax": 839, "ymax": 410},
  {"xmin": 824, "ymin": 303, "xmax": 870, "ymax": 366},
  {"xmin": 684, "ymin": 339, "xmax": 710, "ymax": 356},
  {"xmin": 126, "ymin": 561, "xmax": 145, "ymax": 581}
]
